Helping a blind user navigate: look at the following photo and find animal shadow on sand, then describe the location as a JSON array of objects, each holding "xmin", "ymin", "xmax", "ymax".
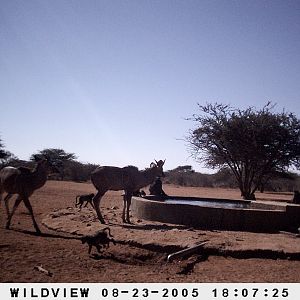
[
  {"xmin": 90, "ymin": 252, "xmax": 127, "ymax": 264},
  {"xmin": 11, "ymin": 228, "xmax": 80, "ymax": 240},
  {"xmin": 120, "ymin": 223, "xmax": 188, "ymax": 231},
  {"xmin": 176, "ymin": 254, "xmax": 209, "ymax": 275},
  {"xmin": 90, "ymin": 251, "xmax": 160, "ymax": 266}
]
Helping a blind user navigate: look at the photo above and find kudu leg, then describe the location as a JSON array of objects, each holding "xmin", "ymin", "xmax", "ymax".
[
  {"xmin": 123, "ymin": 192, "xmax": 132, "ymax": 224},
  {"xmin": 93, "ymin": 192, "xmax": 105, "ymax": 224},
  {"xmin": 6, "ymin": 195, "xmax": 23, "ymax": 230},
  {"xmin": 23, "ymin": 197, "xmax": 41, "ymax": 234},
  {"xmin": 126, "ymin": 195, "xmax": 132, "ymax": 223},
  {"xmin": 122, "ymin": 195, "xmax": 126, "ymax": 223},
  {"xmin": 4, "ymin": 194, "xmax": 13, "ymax": 217}
]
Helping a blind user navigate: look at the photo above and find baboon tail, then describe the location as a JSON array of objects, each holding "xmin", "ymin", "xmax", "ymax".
[{"xmin": 103, "ymin": 227, "xmax": 113, "ymax": 237}]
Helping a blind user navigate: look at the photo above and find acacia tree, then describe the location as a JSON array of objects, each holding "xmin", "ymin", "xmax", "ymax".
[
  {"xmin": 0, "ymin": 138, "xmax": 8, "ymax": 160},
  {"xmin": 30, "ymin": 148, "xmax": 77, "ymax": 180},
  {"xmin": 186, "ymin": 103, "xmax": 300, "ymax": 200},
  {"xmin": 0, "ymin": 151, "xmax": 19, "ymax": 167},
  {"xmin": 31, "ymin": 148, "xmax": 76, "ymax": 161}
]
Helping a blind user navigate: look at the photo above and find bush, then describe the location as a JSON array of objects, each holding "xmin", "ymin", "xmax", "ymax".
[{"xmin": 165, "ymin": 166, "xmax": 299, "ymax": 192}]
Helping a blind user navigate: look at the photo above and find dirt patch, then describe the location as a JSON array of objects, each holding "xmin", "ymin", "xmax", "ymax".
[
  {"xmin": 42, "ymin": 207, "xmax": 300, "ymax": 261},
  {"xmin": 1, "ymin": 181, "xmax": 300, "ymax": 282}
]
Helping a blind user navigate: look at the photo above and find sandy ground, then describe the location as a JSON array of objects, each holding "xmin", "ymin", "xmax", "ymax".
[{"xmin": 1, "ymin": 181, "xmax": 300, "ymax": 283}]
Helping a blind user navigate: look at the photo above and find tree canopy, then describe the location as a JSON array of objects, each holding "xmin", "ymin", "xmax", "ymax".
[
  {"xmin": 30, "ymin": 148, "xmax": 76, "ymax": 163},
  {"xmin": 0, "ymin": 138, "xmax": 8, "ymax": 160},
  {"xmin": 0, "ymin": 138, "xmax": 17, "ymax": 167},
  {"xmin": 186, "ymin": 103, "xmax": 300, "ymax": 199},
  {"xmin": 30, "ymin": 148, "xmax": 77, "ymax": 180}
]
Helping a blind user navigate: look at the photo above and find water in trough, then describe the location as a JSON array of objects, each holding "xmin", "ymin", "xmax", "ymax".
[{"xmin": 165, "ymin": 198, "xmax": 249, "ymax": 209}]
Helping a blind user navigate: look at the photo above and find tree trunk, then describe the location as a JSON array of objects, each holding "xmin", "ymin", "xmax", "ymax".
[
  {"xmin": 241, "ymin": 190, "xmax": 256, "ymax": 200},
  {"xmin": 232, "ymin": 165, "xmax": 256, "ymax": 200},
  {"xmin": 259, "ymin": 184, "xmax": 265, "ymax": 193}
]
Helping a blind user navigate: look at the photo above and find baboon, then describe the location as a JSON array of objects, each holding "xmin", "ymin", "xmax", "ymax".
[
  {"xmin": 75, "ymin": 193, "xmax": 95, "ymax": 209},
  {"xmin": 132, "ymin": 190, "xmax": 146, "ymax": 197},
  {"xmin": 122, "ymin": 190, "xmax": 146, "ymax": 208},
  {"xmin": 149, "ymin": 177, "xmax": 168, "ymax": 198},
  {"xmin": 81, "ymin": 227, "xmax": 116, "ymax": 254}
]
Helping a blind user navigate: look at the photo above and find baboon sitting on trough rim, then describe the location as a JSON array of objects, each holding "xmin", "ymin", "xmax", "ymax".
[
  {"xmin": 149, "ymin": 177, "xmax": 168, "ymax": 198},
  {"xmin": 81, "ymin": 227, "xmax": 116, "ymax": 254},
  {"xmin": 75, "ymin": 193, "xmax": 95, "ymax": 209}
]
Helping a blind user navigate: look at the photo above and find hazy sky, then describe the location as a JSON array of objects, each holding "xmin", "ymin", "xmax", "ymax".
[{"xmin": 1, "ymin": 0, "xmax": 300, "ymax": 172}]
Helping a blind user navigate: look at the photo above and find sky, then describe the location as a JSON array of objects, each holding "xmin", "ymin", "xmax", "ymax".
[{"xmin": 0, "ymin": 0, "xmax": 300, "ymax": 172}]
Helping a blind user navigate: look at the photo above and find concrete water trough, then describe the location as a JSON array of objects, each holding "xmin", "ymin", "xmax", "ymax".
[{"xmin": 131, "ymin": 195, "xmax": 300, "ymax": 233}]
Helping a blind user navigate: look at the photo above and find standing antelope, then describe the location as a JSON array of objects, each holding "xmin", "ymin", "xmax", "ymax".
[
  {"xmin": 0, "ymin": 157, "xmax": 58, "ymax": 233},
  {"xmin": 91, "ymin": 159, "xmax": 165, "ymax": 224}
]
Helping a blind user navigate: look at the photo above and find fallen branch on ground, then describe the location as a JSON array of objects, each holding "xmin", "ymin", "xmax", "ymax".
[
  {"xmin": 167, "ymin": 241, "xmax": 208, "ymax": 262},
  {"xmin": 34, "ymin": 265, "xmax": 53, "ymax": 277}
]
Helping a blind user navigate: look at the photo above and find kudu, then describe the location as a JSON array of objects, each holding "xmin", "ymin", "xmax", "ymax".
[
  {"xmin": 0, "ymin": 157, "xmax": 58, "ymax": 233},
  {"xmin": 91, "ymin": 159, "xmax": 165, "ymax": 224}
]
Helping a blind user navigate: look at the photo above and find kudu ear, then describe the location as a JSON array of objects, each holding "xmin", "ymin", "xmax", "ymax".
[
  {"xmin": 150, "ymin": 162, "xmax": 156, "ymax": 168},
  {"xmin": 155, "ymin": 159, "xmax": 165, "ymax": 167}
]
